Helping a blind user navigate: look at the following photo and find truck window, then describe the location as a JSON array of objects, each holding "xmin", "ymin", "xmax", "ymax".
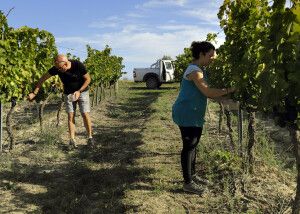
[{"xmin": 165, "ymin": 62, "xmax": 173, "ymax": 70}]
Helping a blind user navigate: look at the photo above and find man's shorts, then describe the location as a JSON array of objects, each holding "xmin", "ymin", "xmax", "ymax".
[{"xmin": 64, "ymin": 90, "xmax": 90, "ymax": 113}]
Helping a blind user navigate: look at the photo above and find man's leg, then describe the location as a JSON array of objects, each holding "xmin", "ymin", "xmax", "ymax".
[
  {"xmin": 68, "ymin": 112, "xmax": 76, "ymax": 140},
  {"xmin": 64, "ymin": 94, "xmax": 77, "ymax": 148},
  {"xmin": 82, "ymin": 112, "xmax": 92, "ymax": 138},
  {"xmin": 78, "ymin": 90, "xmax": 93, "ymax": 139}
]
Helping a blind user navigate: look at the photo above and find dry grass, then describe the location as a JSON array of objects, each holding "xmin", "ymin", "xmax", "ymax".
[{"xmin": 0, "ymin": 81, "xmax": 296, "ymax": 213}]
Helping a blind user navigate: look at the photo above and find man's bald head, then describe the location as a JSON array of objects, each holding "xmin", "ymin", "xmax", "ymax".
[
  {"xmin": 54, "ymin": 54, "xmax": 70, "ymax": 72},
  {"xmin": 55, "ymin": 54, "xmax": 68, "ymax": 62}
]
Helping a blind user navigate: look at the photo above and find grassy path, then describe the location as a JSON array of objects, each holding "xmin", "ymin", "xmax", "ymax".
[{"xmin": 0, "ymin": 81, "xmax": 297, "ymax": 213}]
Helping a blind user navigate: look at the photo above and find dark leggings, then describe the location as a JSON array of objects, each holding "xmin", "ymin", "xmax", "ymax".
[{"xmin": 179, "ymin": 126, "xmax": 203, "ymax": 184}]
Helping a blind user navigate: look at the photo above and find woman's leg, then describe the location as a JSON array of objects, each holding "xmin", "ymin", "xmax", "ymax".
[
  {"xmin": 179, "ymin": 126, "xmax": 203, "ymax": 184},
  {"xmin": 191, "ymin": 128, "xmax": 202, "ymax": 176}
]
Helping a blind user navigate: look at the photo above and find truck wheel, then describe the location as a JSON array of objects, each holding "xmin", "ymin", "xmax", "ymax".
[{"xmin": 146, "ymin": 77, "xmax": 159, "ymax": 89}]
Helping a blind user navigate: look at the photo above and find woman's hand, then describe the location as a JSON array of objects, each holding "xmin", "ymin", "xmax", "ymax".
[{"xmin": 226, "ymin": 87, "xmax": 236, "ymax": 94}]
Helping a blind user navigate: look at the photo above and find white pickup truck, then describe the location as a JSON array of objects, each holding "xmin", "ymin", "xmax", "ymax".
[{"xmin": 133, "ymin": 59, "xmax": 175, "ymax": 89}]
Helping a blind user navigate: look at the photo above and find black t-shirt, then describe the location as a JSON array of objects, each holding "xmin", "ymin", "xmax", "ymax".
[{"xmin": 48, "ymin": 60, "xmax": 88, "ymax": 94}]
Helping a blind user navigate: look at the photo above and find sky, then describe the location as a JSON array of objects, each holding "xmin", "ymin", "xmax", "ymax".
[{"xmin": 1, "ymin": 0, "xmax": 225, "ymax": 80}]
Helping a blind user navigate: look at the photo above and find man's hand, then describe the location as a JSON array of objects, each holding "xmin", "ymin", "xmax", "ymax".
[
  {"xmin": 28, "ymin": 92, "xmax": 36, "ymax": 101},
  {"xmin": 73, "ymin": 91, "xmax": 81, "ymax": 101},
  {"xmin": 227, "ymin": 87, "xmax": 236, "ymax": 94}
]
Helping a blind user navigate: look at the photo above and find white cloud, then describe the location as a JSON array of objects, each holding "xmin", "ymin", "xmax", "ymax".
[
  {"xmin": 56, "ymin": 24, "xmax": 224, "ymax": 66},
  {"xmin": 126, "ymin": 13, "xmax": 145, "ymax": 18},
  {"xmin": 181, "ymin": 8, "xmax": 219, "ymax": 25},
  {"xmin": 56, "ymin": 26, "xmax": 225, "ymax": 80},
  {"xmin": 157, "ymin": 24, "xmax": 196, "ymax": 31},
  {"xmin": 56, "ymin": 0, "xmax": 225, "ymax": 79},
  {"xmin": 136, "ymin": 0, "xmax": 187, "ymax": 8},
  {"xmin": 88, "ymin": 16, "xmax": 123, "ymax": 29},
  {"xmin": 88, "ymin": 21, "xmax": 117, "ymax": 29},
  {"xmin": 56, "ymin": 37, "xmax": 89, "ymax": 44},
  {"xmin": 121, "ymin": 24, "xmax": 146, "ymax": 33}
]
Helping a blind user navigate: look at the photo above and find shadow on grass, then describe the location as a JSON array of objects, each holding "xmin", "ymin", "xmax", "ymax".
[
  {"xmin": 129, "ymin": 86, "xmax": 178, "ymax": 91},
  {"xmin": 0, "ymin": 87, "xmax": 162, "ymax": 213},
  {"xmin": 106, "ymin": 91, "xmax": 160, "ymax": 120}
]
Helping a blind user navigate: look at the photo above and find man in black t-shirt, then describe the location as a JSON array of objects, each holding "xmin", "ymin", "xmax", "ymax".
[{"xmin": 28, "ymin": 54, "xmax": 94, "ymax": 148}]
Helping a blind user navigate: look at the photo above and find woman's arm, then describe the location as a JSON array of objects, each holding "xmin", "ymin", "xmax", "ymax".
[{"xmin": 188, "ymin": 71, "xmax": 234, "ymax": 98}]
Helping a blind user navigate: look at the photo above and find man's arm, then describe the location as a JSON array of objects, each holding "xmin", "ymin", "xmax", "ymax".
[
  {"xmin": 78, "ymin": 73, "xmax": 91, "ymax": 93},
  {"xmin": 28, "ymin": 72, "xmax": 52, "ymax": 101},
  {"xmin": 73, "ymin": 73, "xmax": 91, "ymax": 100}
]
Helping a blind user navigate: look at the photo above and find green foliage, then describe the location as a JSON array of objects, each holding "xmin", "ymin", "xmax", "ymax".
[
  {"xmin": 0, "ymin": 11, "xmax": 59, "ymax": 102},
  {"xmin": 173, "ymin": 48, "xmax": 192, "ymax": 82},
  {"xmin": 209, "ymin": 150, "xmax": 242, "ymax": 174},
  {"xmin": 66, "ymin": 53, "xmax": 80, "ymax": 61},
  {"xmin": 173, "ymin": 32, "xmax": 218, "ymax": 83},
  {"xmin": 206, "ymin": 33, "xmax": 217, "ymax": 44},
  {"xmin": 0, "ymin": 11, "xmax": 124, "ymax": 104},
  {"xmin": 214, "ymin": 0, "xmax": 271, "ymax": 109},
  {"xmin": 209, "ymin": 0, "xmax": 299, "ymax": 127},
  {"xmin": 84, "ymin": 45, "xmax": 125, "ymax": 89},
  {"xmin": 161, "ymin": 55, "xmax": 173, "ymax": 60}
]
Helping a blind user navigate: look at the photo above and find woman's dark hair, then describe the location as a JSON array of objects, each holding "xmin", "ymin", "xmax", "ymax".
[{"xmin": 190, "ymin": 41, "xmax": 215, "ymax": 60}]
